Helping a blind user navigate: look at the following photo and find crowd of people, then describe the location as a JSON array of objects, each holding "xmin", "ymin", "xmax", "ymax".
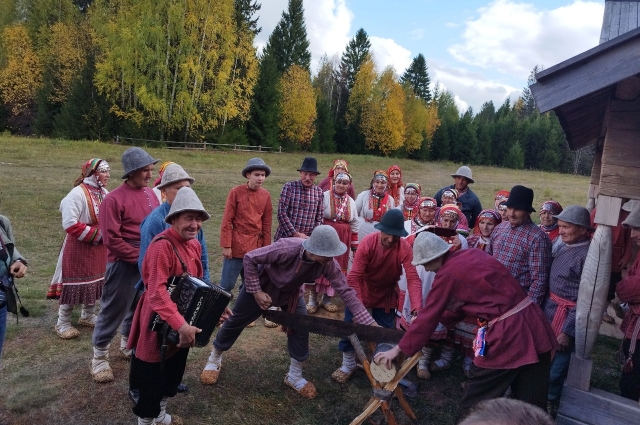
[{"xmin": 1, "ymin": 148, "xmax": 640, "ymax": 424}]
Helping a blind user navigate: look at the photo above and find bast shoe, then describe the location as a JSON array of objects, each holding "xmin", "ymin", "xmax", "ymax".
[
  {"xmin": 284, "ymin": 374, "xmax": 317, "ymax": 399},
  {"xmin": 264, "ymin": 318, "xmax": 279, "ymax": 328},
  {"xmin": 56, "ymin": 326, "xmax": 80, "ymax": 340},
  {"xmin": 330, "ymin": 367, "xmax": 355, "ymax": 384}
]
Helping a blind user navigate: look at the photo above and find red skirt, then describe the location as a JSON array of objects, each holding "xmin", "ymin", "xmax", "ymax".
[
  {"xmin": 312, "ymin": 219, "xmax": 352, "ymax": 297},
  {"xmin": 47, "ymin": 235, "xmax": 106, "ymax": 305}
]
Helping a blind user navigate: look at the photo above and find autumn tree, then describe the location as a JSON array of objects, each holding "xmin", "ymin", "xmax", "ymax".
[
  {"xmin": 401, "ymin": 53, "xmax": 431, "ymax": 101},
  {"xmin": 358, "ymin": 67, "xmax": 406, "ymax": 155},
  {"xmin": 92, "ymin": 0, "xmax": 255, "ymax": 141},
  {"xmin": 264, "ymin": 0, "xmax": 311, "ymax": 73},
  {"xmin": 403, "ymin": 86, "xmax": 440, "ymax": 157},
  {"xmin": 340, "ymin": 28, "xmax": 371, "ymax": 91},
  {"xmin": 0, "ymin": 24, "xmax": 43, "ymax": 132},
  {"xmin": 279, "ymin": 64, "xmax": 316, "ymax": 149}
]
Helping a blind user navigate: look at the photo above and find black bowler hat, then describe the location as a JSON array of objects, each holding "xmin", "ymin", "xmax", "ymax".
[
  {"xmin": 505, "ymin": 185, "xmax": 536, "ymax": 213},
  {"xmin": 297, "ymin": 157, "xmax": 320, "ymax": 174},
  {"xmin": 374, "ymin": 209, "xmax": 408, "ymax": 237}
]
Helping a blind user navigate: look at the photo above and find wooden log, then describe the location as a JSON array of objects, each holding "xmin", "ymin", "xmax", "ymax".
[
  {"xmin": 558, "ymin": 386, "xmax": 640, "ymax": 425},
  {"xmin": 566, "ymin": 353, "xmax": 593, "ymax": 391},
  {"xmin": 575, "ymin": 225, "xmax": 612, "ymax": 360}
]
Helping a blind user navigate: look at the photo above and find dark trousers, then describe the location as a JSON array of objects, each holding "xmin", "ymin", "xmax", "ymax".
[
  {"xmin": 620, "ymin": 338, "xmax": 640, "ymax": 401},
  {"xmin": 214, "ymin": 287, "xmax": 310, "ymax": 361},
  {"xmin": 456, "ymin": 351, "xmax": 552, "ymax": 423},
  {"xmin": 130, "ymin": 348, "xmax": 189, "ymax": 419}
]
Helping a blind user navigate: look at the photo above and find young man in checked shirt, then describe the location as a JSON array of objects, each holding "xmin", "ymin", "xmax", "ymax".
[{"xmin": 488, "ymin": 185, "xmax": 552, "ymax": 305}]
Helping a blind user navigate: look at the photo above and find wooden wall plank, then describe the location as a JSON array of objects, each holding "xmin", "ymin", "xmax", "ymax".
[
  {"xmin": 611, "ymin": 1, "xmax": 622, "ymax": 40},
  {"xmin": 620, "ymin": 2, "xmax": 631, "ymax": 34},
  {"xmin": 594, "ymin": 195, "xmax": 622, "ymax": 226},
  {"xmin": 558, "ymin": 386, "xmax": 640, "ymax": 425},
  {"xmin": 601, "ymin": 1, "xmax": 613, "ymax": 44},
  {"xmin": 630, "ymin": 3, "xmax": 639, "ymax": 32}
]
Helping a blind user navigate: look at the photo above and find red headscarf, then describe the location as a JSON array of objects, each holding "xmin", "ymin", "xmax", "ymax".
[
  {"xmin": 387, "ymin": 165, "xmax": 403, "ymax": 206},
  {"xmin": 327, "ymin": 159, "xmax": 349, "ymax": 179}
]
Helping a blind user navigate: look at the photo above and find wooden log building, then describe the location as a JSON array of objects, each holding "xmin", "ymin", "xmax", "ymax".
[{"xmin": 530, "ymin": 1, "xmax": 640, "ymax": 424}]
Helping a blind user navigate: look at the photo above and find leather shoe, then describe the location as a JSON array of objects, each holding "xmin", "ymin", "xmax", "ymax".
[{"xmin": 176, "ymin": 382, "xmax": 188, "ymax": 393}]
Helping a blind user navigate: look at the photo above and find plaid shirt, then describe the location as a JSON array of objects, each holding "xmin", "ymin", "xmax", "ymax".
[
  {"xmin": 542, "ymin": 240, "xmax": 590, "ymax": 337},
  {"xmin": 274, "ymin": 180, "xmax": 323, "ymax": 241},
  {"xmin": 488, "ymin": 219, "xmax": 552, "ymax": 305}
]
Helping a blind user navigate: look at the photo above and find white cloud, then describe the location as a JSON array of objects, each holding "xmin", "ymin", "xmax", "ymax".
[
  {"xmin": 369, "ymin": 36, "xmax": 413, "ymax": 76},
  {"xmin": 410, "ymin": 28, "xmax": 425, "ymax": 40},
  {"xmin": 431, "ymin": 61, "xmax": 520, "ymax": 113},
  {"xmin": 448, "ymin": 0, "xmax": 603, "ymax": 78}
]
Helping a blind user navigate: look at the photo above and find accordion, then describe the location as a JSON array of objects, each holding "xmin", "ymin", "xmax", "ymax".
[{"xmin": 150, "ymin": 274, "xmax": 233, "ymax": 347}]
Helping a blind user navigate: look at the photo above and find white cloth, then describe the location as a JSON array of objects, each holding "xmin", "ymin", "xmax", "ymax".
[
  {"xmin": 354, "ymin": 190, "xmax": 396, "ymax": 241},
  {"xmin": 322, "ymin": 191, "xmax": 359, "ymax": 234}
]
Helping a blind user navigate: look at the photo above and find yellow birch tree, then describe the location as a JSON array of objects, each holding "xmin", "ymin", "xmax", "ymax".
[
  {"xmin": 0, "ymin": 24, "xmax": 43, "ymax": 116},
  {"xmin": 278, "ymin": 64, "xmax": 316, "ymax": 148},
  {"xmin": 403, "ymin": 86, "xmax": 440, "ymax": 152}
]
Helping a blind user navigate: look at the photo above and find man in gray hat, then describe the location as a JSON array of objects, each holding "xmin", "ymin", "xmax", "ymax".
[
  {"xmin": 129, "ymin": 163, "xmax": 207, "ymax": 394},
  {"xmin": 617, "ymin": 203, "xmax": 640, "ymax": 401},
  {"xmin": 127, "ymin": 186, "xmax": 229, "ymax": 425},
  {"xmin": 200, "ymin": 225, "xmax": 375, "ymax": 400},
  {"xmin": 91, "ymin": 147, "xmax": 160, "ymax": 383},
  {"xmin": 331, "ymin": 209, "xmax": 423, "ymax": 384},
  {"xmin": 434, "ymin": 165, "xmax": 482, "ymax": 228},
  {"xmin": 540, "ymin": 205, "xmax": 593, "ymax": 417},
  {"xmin": 219, "ymin": 158, "xmax": 272, "ymax": 293},
  {"xmin": 374, "ymin": 231, "xmax": 557, "ymax": 421}
]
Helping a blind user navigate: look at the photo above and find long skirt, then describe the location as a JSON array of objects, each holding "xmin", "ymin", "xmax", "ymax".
[
  {"xmin": 311, "ymin": 219, "xmax": 352, "ymax": 297},
  {"xmin": 47, "ymin": 234, "xmax": 106, "ymax": 305}
]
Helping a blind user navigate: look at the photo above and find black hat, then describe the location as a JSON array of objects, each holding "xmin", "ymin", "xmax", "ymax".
[
  {"xmin": 505, "ymin": 185, "xmax": 536, "ymax": 213},
  {"xmin": 374, "ymin": 209, "xmax": 408, "ymax": 237},
  {"xmin": 297, "ymin": 157, "xmax": 320, "ymax": 174}
]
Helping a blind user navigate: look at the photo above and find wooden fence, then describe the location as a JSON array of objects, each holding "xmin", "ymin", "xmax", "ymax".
[{"xmin": 114, "ymin": 136, "xmax": 282, "ymax": 153}]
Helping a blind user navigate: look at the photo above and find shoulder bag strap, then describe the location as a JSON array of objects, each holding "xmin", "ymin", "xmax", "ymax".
[{"xmin": 153, "ymin": 236, "xmax": 188, "ymax": 275}]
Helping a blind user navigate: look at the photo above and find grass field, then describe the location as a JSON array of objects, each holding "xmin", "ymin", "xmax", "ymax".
[{"xmin": 0, "ymin": 136, "xmax": 622, "ymax": 425}]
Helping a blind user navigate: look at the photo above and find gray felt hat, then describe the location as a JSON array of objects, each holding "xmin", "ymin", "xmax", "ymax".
[
  {"xmin": 623, "ymin": 203, "xmax": 640, "ymax": 229},
  {"xmin": 374, "ymin": 209, "xmax": 408, "ymax": 237},
  {"xmin": 302, "ymin": 225, "xmax": 347, "ymax": 257},
  {"xmin": 622, "ymin": 199, "xmax": 640, "ymax": 212},
  {"xmin": 554, "ymin": 205, "xmax": 595, "ymax": 232},
  {"xmin": 165, "ymin": 187, "xmax": 210, "ymax": 223},
  {"xmin": 451, "ymin": 165, "xmax": 474, "ymax": 184},
  {"xmin": 242, "ymin": 157, "xmax": 271, "ymax": 178},
  {"xmin": 156, "ymin": 164, "xmax": 195, "ymax": 190},
  {"xmin": 121, "ymin": 147, "xmax": 160, "ymax": 179},
  {"xmin": 412, "ymin": 232, "xmax": 450, "ymax": 266}
]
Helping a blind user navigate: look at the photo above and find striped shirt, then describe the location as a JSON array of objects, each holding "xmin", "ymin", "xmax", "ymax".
[
  {"xmin": 274, "ymin": 180, "xmax": 323, "ymax": 241},
  {"xmin": 488, "ymin": 219, "xmax": 552, "ymax": 305}
]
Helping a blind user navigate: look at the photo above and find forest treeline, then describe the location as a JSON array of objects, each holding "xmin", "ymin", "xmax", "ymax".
[{"xmin": 0, "ymin": 0, "xmax": 593, "ymax": 174}]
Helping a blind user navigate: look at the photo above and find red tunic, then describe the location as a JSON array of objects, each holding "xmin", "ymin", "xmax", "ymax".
[
  {"xmin": 348, "ymin": 232, "xmax": 422, "ymax": 313},
  {"xmin": 618, "ymin": 253, "xmax": 640, "ymax": 340},
  {"xmin": 128, "ymin": 227, "xmax": 203, "ymax": 363},
  {"xmin": 398, "ymin": 249, "xmax": 557, "ymax": 369}
]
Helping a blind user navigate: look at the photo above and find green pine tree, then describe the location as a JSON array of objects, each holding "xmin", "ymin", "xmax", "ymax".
[
  {"xmin": 246, "ymin": 52, "xmax": 281, "ymax": 148},
  {"xmin": 503, "ymin": 141, "xmax": 525, "ymax": 169},
  {"xmin": 264, "ymin": 0, "xmax": 311, "ymax": 73},
  {"xmin": 401, "ymin": 53, "xmax": 431, "ymax": 101},
  {"xmin": 311, "ymin": 96, "xmax": 336, "ymax": 153},
  {"xmin": 340, "ymin": 28, "xmax": 371, "ymax": 91}
]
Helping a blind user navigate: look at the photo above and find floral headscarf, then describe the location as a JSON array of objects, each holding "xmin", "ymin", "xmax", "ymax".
[
  {"xmin": 74, "ymin": 158, "xmax": 110, "ymax": 188},
  {"xmin": 153, "ymin": 161, "xmax": 175, "ymax": 188},
  {"xmin": 472, "ymin": 209, "xmax": 502, "ymax": 235},
  {"xmin": 327, "ymin": 159, "xmax": 349, "ymax": 179},
  {"xmin": 494, "ymin": 190, "xmax": 510, "ymax": 211}
]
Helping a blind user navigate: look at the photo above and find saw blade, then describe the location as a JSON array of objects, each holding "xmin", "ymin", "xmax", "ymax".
[{"xmin": 262, "ymin": 310, "xmax": 404, "ymax": 344}]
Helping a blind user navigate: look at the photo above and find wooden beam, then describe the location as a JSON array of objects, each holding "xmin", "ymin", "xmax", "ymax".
[
  {"xmin": 615, "ymin": 75, "xmax": 640, "ymax": 100},
  {"xmin": 593, "ymin": 196, "xmax": 622, "ymax": 226},
  {"xmin": 566, "ymin": 354, "xmax": 593, "ymax": 391},
  {"xmin": 558, "ymin": 386, "xmax": 640, "ymax": 425}
]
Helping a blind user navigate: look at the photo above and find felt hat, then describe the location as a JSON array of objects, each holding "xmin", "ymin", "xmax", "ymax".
[
  {"xmin": 411, "ymin": 232, "xmax": 450, "ymax": 266},
  {"xmin": 302, "ymin": 225, "xmax": 347, "ymax": 257},
  {"xmin": 242, "ymin": 157, "xmax": 271, "ymax": 178},
  {"xmin": 623, "ymin": 203, "xmax": 640, "ymax": 229},
  {"xmin": 297, "ymin": 157, "xmax": 320, "ymax": 174},
  {"xmin": 121, "ymin": 147, "xmax": 159, "ymax": 179},
  {"xmin": 374, "ymin": 209, "xmax": 408, "ymax": 237},
  {"xmin": 451, "ymin": 166, "xmax": 474, "ymax": 184},
  {"xmin": 622, "ymin": 199, "xmax": 640, "ymax": 212},
  {"xmin": 505, "ymin": 185, "xmax": 536, "ymax": 213},
  {"xmin": 156, "ymin": 164, "xmax": 195, "ymax": 190},
  {"xmin": 554, "ymin": 205, "xmax": 594, "ymax": 232},
  {"xmin": 165, "ymin": 187, "xmax": 210, "ymax": 223}
]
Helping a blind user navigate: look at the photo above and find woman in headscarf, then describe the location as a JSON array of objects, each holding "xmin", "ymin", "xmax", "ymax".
[
  {"xmin": 400, "ymin": 183, "xmax": 421, "ymax": 222},
  {"xmin": 355, "ymin": 170, "xmax": 395, "ymax": 241},
  {"xmin": 494, "ymin": 190, "xmax": 510, "ymax": 211},
  {"xmin": 455, "ymin": 209, "xmax": 502, "ymax": 377},
  {"xmin": 436, "ymin": 193, "xmax": 469, "ymax": 234},
  {"xmin": 466, "ymin": 209, "xmax": 502, "ymax": 251},
  {"xmin": 387, "ymin": 165, "xmax": 404, "ymax": 207},
  {"xmin": 307, "ymin": 172, "xmax": 359, "ymax": 315},
  {"xmin": 318, "ymin": 159, "xmax": 356, "ymax": 200},
  {"xmin": 540, "ymin": 200, "xmax": 564, "ymax": 255},
  {"xmin": 410, "ymin": 197, "xmax": 438, "ymax": 234},
  {"xmin": 47, "ymin": 158, "xmax": 110, "ymax": 339},
  {"xmin": 152, "ymin": 161, "xmax": 175, "ymax": 203}
]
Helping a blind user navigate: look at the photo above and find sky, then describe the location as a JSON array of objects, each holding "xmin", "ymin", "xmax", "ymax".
[{"xmin": 253, "ymin": 0, "xmax": 605, "ymax": 112}]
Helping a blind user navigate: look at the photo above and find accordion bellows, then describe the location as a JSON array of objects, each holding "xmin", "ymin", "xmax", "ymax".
[{"xmin": 151, "ymin": 275, "xmax": 233, "ymax": 347}]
